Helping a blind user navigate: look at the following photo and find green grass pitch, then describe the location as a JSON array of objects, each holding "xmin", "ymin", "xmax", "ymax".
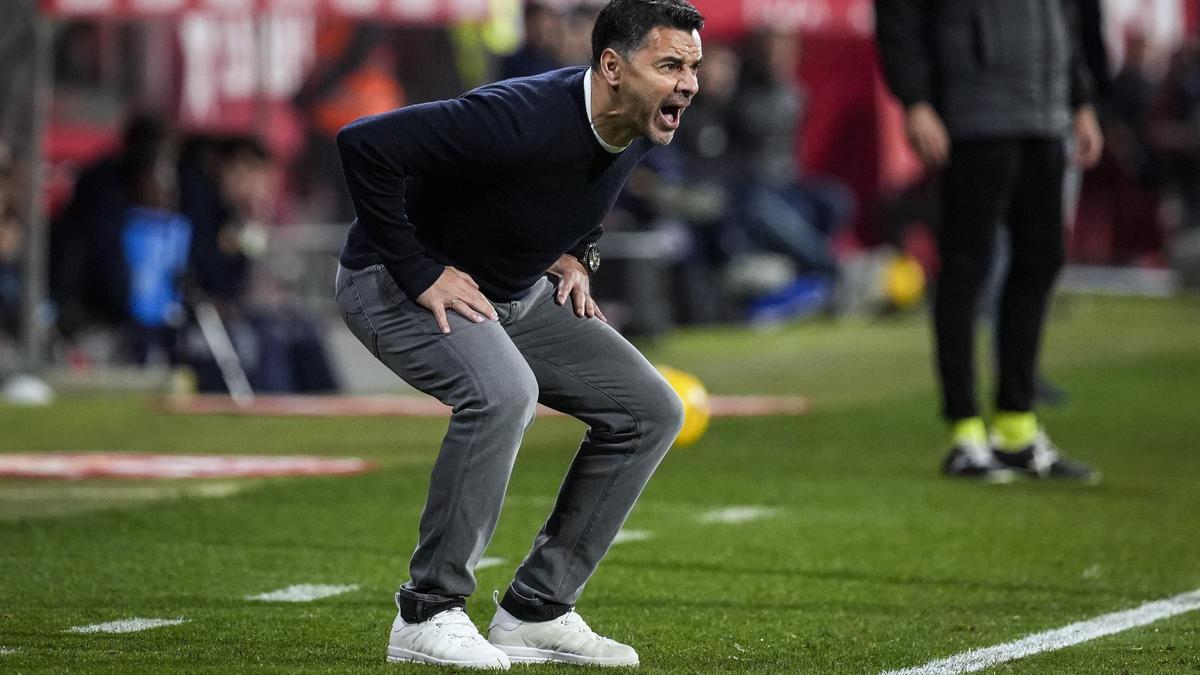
[{"xmin": 1, "ymin": 295, "xmax": 1198, "ymax": 673}]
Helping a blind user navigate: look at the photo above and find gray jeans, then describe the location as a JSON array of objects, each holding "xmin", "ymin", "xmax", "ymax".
[{"xmin": 334, "ymin": 264, "xmax": 684, "ymax": 622}]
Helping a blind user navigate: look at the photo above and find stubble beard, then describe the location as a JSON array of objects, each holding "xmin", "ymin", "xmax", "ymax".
[{"xmin": 644, "ymin": 111, "xmax": 676, "ymax": 146}]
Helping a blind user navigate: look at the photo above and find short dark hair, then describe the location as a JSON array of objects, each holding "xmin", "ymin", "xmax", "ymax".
[{"xmin": 591, "ymin": 0, "xmax": 704, "ymax": 67}]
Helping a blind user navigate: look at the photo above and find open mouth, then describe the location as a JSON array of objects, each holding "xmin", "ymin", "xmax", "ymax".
[{"xmin": 659, "ymin": 104, "xmax": 685, "ymax": 129}]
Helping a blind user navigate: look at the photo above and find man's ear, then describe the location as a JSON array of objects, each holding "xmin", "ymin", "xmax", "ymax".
[{"xmin": 599, "ymin": 48, "xmax": 623, "ymax": 87}]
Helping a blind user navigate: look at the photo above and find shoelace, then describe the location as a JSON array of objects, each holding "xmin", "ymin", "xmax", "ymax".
[
  {"xmin": 558, "ymin": 612, "xmax": 618, "ymax": 644},
  {"xmin": 431, "ymin": 610, "xmax": 488, "ymax": 647}
]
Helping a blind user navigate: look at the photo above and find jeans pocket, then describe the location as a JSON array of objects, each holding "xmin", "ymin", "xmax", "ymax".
[
  {"xmin": 334, "ymin": 274, "xmax": 365, "ymax": 316},
  {"xmin": 335, "ymin": 275, "xmax": 379, "ymax": 357},
  {"xmin": 371, "ymin": 264, "xmax": 408, "ymax": 307}
]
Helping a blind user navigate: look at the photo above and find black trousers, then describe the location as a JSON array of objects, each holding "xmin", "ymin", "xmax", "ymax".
[{"xmin": 935, "ymin": 137, "xmax": 1066, "ymax": 421}]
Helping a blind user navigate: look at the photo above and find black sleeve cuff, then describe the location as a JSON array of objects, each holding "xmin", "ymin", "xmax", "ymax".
[{"xmin": 389, "ymin": 259, "xmax": 445, "ymax": 301}]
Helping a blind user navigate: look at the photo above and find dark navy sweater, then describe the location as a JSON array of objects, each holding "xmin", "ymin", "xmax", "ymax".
[{"xmin": 337, "ymin": 66, "xmax": 654, "ymax": 301}]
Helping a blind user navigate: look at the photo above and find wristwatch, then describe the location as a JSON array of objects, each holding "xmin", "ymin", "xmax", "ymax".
[{"xmin": 572, "ymin": 241, "xmax": 601, "ymax": 274}]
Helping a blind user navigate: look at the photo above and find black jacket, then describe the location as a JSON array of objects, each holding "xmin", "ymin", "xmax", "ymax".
[{"xmin": 875, "ymin": 0, "xmax": 1094, "ymax": 139}]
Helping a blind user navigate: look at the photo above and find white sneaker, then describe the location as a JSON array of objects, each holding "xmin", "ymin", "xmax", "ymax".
[
  {"xmin": 387, "ymin": 607, "xmax": 510, "ymax": 669},
  {"xmin": 488, "ymin": 602, "xmax": 639, "ymax": 667}
]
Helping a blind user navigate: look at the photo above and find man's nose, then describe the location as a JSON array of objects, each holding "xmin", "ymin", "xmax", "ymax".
[{"xmin": 678, "ymin": 69, "xmax": 699, "ymax": 97}]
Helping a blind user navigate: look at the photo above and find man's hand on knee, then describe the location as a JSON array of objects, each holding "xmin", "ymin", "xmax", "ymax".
[
  {"xmin": 548, "ymin": 255, "xmax": 606, "ymax": 322},
  {"xmin": 417, "ymin": 266, "xmax": 499, "ymax": 334}
]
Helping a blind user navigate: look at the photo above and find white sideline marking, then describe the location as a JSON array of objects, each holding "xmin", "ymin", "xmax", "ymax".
[
  {"xmin": 66, "ymin": 618, "xmax": 188, "ymax": 634},
  {"xmin": 698, "ymin": 506, "xmax": 779, "ymax": 524},
  {"xmin": 612, "ymin": 529, "xmax": 652, "ymax": 544},
  {"xmin": 882, "ymin": 588, "xmax": 1200, "ymax": 675},
  {"xmin": 476, "ymin": 557, "xmax": 506, "ymax": 570},
  {"xmin": 0, "ymin": 482, "xmax": 248, "ymax": 501},
  {"xmin": 246, "ymin": 584, "xmax": 359, "ymax": 602},
  {"xmin": 0, "ymin": 647, "xmax": 17, "ymax": 654}
]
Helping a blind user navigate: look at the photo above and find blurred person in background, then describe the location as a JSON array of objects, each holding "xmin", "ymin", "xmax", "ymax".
[
  {"xmin": 179, "ymin": 135, "xmax": 267, "ymax": 304},
  {"xmin": 557, "ymin": 4, "xmax": 604, "ymax": 67},
  {"xmin": 0, "ymin": 143, "xmax": 20, "ymax": 340},
  {"xmin": 1106, "ymin": 31, "xmax": 1156, "ymax": 183},
  {"xmin": 1151, "ymin": 37, "xmax": 1200, "ymax": 232},
  {"xmin": 669, "ymin": 42, "xmax": 742, "ymax": 322},
  {"xmin": 500, "ymin": 1, "xmax": 565, "ymax": 79},
  {"xmin": 177, "ymin": 135, "xmax": 338, "ymax": 393},
  {"xmin": 728, "ymin": 28, "xmax": 854, "ymax": 284},
  {"xmin": 114, "ymin": 116, "xmax": 192, "ymax": 365},
  {"xmin": 673, "ymin": 41, "xmax": 738, "ymax": 181},
  {"xmin": 334, "ymin": 0, "xmax": 702, "ymax": 667},
  {"xmin": 1093, "ymin": 28, "xmax": 1165, "ymax": 264},
  {"xmin": 293, "ymin": 21, "xmax": 409, "ymax": 222},
  {"xmin": 0, "ymin": 207, "xmax": 19, "ymax": 341},
  {"xmin": 599, "ymin": 139, "xmax": 705, "ymax": 331},
  {"xmin": 0, "ymin": 145, "xmax": 18, "ymax": 340},
  {"xmin": 672, "ymin": 40, "xmax": 740, "ymax": 230},
  {"xmin": 51, "ymin": 113, "xmax": 192, "ymax": 365},
  {"xmin": 876, "ymin": 0, "xmax": 1103, "ymax": 481}
]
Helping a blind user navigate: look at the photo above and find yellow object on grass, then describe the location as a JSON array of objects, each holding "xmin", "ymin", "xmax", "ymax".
[
  {"xmin": 657, "ymin": 365, "xmax": 711, "ymax": 448},
  {"xmin": 882, "ymin": 253, "xmax": 926, "ymax": 309}
]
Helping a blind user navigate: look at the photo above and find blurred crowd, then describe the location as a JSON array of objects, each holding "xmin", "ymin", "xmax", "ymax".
[
  {"xmin": 44, "ymin": 115, "xmax": 338, "ymax": 393},
  {"xmin": 0, "ymin": 143, "xmax": 25, "ymax": 346},
  {"xmin": 1090, "ymin": 32, "xmax": 1200, "ymax": 261},
  {"xmin": 3, "ymin": 1, "xmax": 1200, "ymax": 385}
]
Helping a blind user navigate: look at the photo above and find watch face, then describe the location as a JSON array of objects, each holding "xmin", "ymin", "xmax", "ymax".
[{"xmin": 584, "ymin": 243, "xmax": 601, "ymax": 274}]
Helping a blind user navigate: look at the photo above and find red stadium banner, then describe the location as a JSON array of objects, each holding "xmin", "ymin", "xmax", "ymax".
[
  {"xmin": 690, "ymin": 0, "xmax": 874, "ymax": 41},
  {"xmin": 39, "ymin": 0, "xmax": 490, "ymax": 22}
]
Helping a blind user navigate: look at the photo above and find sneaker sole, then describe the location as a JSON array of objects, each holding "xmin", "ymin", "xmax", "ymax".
[
  {"xmin": 493, "ymin": 644, "xmax": 638, "ymax": 667},
  {"xmin": 983, "ymin": 468, "xmax": 1017, "ymax": 484},
  {"xmin": 386, "ymin": 646, "xmax": 509, "ymax": 669},
  {"xmin": 996, "ymin": 465, "xmax": 1103, "ymax": 484},
  {"xmin": 944, "ymin": 468, "xmax": 1017, "ymax": 484}
]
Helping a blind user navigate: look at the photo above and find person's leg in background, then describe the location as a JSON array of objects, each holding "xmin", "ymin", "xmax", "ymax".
[
  {"xmin": 790, "ymin": 176, "xmax": 856, "ymax": 240},
  {"xmin": 984, "ymin": 229, "xmax": 1070, "ymax": 408},
  {"xmin": 994, "ymin": 138, "xmax": 1065, "ymax": 426},
  {"xmin": 935, "ymin": 138, "xmax": 1021, "ymax": 478},
  {"xmin": 785, "ymin": 176, "xmax": 857, "ymax": 282},
  {"xmin": 737, "ymin": 183, "xmax": 840, "ymax": 276},
  {"xmin": 991, "ymin": 138, "xmax": 1097, "ymax": 480},
  {"xmin": 278, "ymin": 310, "xmax": 340, "ymax": 392}
]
